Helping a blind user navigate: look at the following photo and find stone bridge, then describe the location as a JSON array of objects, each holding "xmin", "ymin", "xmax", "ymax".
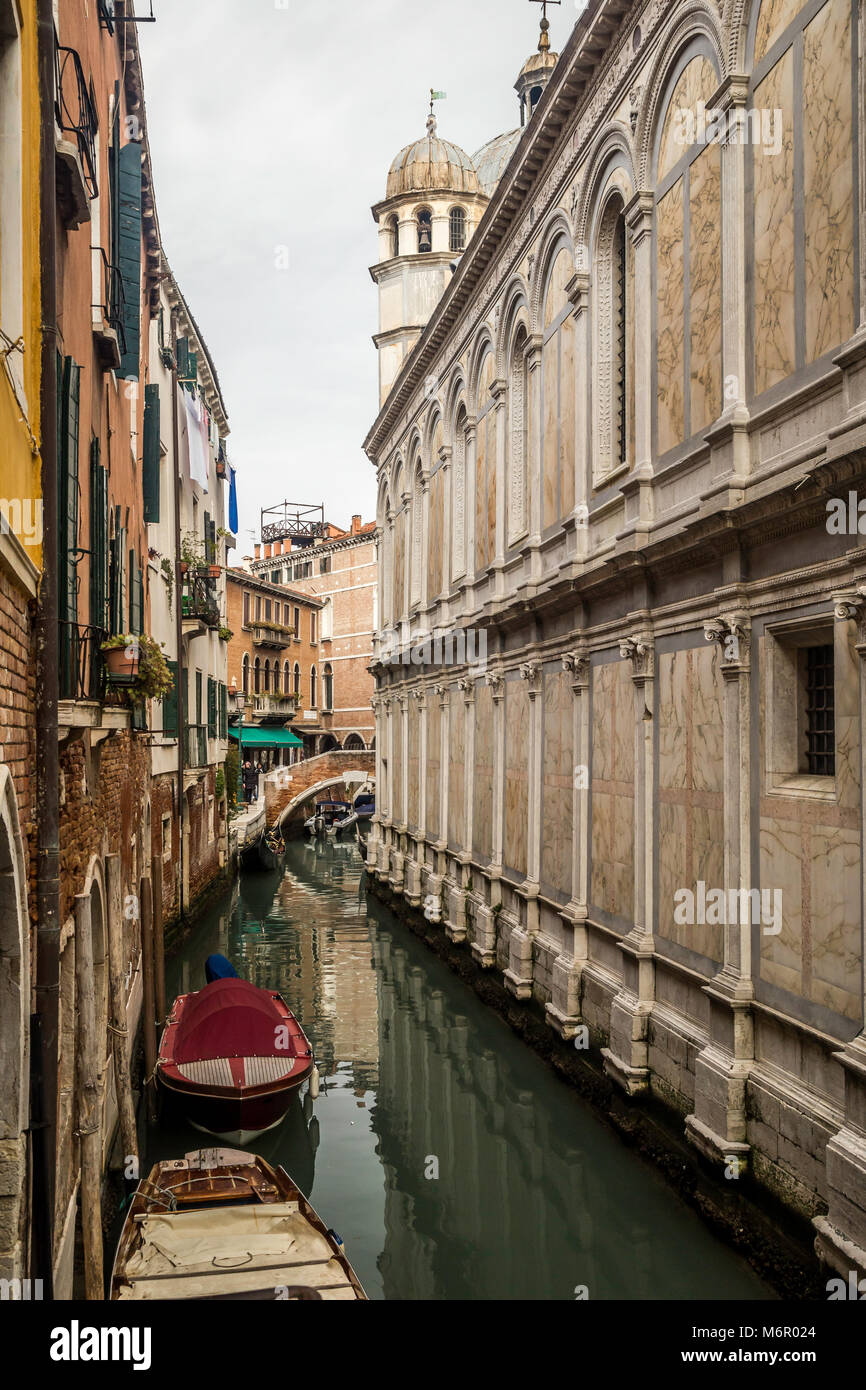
[{"xmin": 264, "ymin": 750, "xmax": 375, "ymax": 829}]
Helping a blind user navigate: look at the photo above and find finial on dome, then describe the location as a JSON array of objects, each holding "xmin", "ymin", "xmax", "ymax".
[
  {"xmin": 428, "ymin": 87, "xmax": 446, "ymax": 137},
  {"xmin": 529, "ymin": 0, "xmax": 560, "ymax": 53}
]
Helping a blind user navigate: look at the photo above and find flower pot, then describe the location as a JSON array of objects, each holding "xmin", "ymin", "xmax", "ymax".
[
  {"xmin": 103, "ymin": 646, "xmax": 139, "ymax": 682},
  {"xmin": 208, "ymin": 565, "xmax": 221, "ymax": 577},
  {"xmin": 179, "ymin": 561, "xmax": 190, "ymax": 575},
  {"xmin": 216, "ymin": 462, "xmax": 227, "ymax": 479}
]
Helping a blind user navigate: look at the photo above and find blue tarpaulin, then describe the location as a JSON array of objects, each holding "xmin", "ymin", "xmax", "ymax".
[
  {"xmin": 228, "ymin": 466, "xmax": 239, "ymax": 535},
  {"xmin": 205, "ymin": 954, "xmax": 239, "ymax": 984}
]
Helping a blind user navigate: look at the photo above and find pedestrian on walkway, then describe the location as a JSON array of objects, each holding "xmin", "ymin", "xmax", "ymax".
[{"xmin": 242, "ymin": 759, "xmax": 258, "ymax": 805}]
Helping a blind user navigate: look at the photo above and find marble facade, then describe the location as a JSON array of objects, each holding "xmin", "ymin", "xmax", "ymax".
[{"xmin": 366, "ymin": 0, "xmax": 866, "ymax": 1279}]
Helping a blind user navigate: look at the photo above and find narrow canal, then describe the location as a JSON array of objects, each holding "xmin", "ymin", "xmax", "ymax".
[{"xmin": 145, "ymin": 837, "xmax": 773, "ymax": 1301}]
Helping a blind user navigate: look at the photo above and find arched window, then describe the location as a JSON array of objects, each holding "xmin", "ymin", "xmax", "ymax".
[
  {"xmin": 593, "ymin": 191, "xmax": 632, "ymax": 483},
  {"xmin": 389, "ymin": 214, "xmax": 399, "ymax": 258},
  {"xmin": 293, "ymin": 662, "xmax": 300, "ymax": 697},
  {"xmin": 323, "ymin": 663, "xmax": 333, "ymax": 711},
  {"xmin": 253, "ymin": 658, "xmax": 261, "ymax": 695},
  {"xmin": 264, "ymin": 660, "xmax": 270, "ymax": 694},
  {"xmin": 427, "ymin": 417, "xmax": 445, "ymax": 602},
  {"xmin": 449, "ymin": 207, "xmax": 466, "ymax": 253},
  {"xmin": 242, "ymin": 653, "xmax": 249, "ymax": 697},
  {"xmin": 310, "ymin": 665, "xmax": 317, "ymax": 707},
  {"xmin": 283, "ymin": 660, "xmax": 290, "ymax": 695},
  {"xmin": 272, "ymin": 661, "xmax": 280, "ymax": 694},
  {"xmin": 392, "ymin": 464, "xmax": 409, "ymax": 623},
  {"xmin": 417, "ymin": 208, "xmax": 432, "ymax": 253}
]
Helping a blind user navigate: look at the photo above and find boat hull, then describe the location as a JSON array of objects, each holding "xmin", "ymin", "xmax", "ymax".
[{"xmin": 159, "ymin": 1065, "xmax": 311, "ymax": 1142}]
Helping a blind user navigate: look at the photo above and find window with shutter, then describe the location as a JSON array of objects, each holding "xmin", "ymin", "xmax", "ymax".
[
  {"xmin": 58, "ymin": 357, "xmax": 81, "ymax": 698},
  {"xmin": 116, "ymin": 140, "xmax": 142, "ymax": 380},
  {"xmin": 143, "ymin": 383, "xmax": 160, "ymax": 522},
  {"xmin": 162, "ymin": 659, "xmax": 179, "ymax": 737},
  {"xmin": 89, "ymin": 441, "xmax": 109, "ymax": 635},
  {"xmin": 207, "ymin": 677, "xmax": 216, "ymax": 738},
  {"xmin": 176, "ymin": 336, "xmax": 189, "ymax": 381}
]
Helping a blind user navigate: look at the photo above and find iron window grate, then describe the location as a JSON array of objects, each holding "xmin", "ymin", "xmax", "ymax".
[{"xmin": 804, "ymin": 644, "xmax": 835, "ymax": 776}]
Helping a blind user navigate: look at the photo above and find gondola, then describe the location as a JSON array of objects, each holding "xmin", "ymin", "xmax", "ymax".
[
  {"xmin": 257, "ymin": 822, "xmax": 286, "ymax": 871},
  {"xmin": 157, "ymin": 969, "xmax": 316, "ymax": 1144},
  {"xmin": 111, "ymin": 1149, "xmax": 367, "ymax": 1301}
]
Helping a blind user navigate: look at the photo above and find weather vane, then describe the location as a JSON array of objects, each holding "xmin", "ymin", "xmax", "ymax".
[{"xmin": 530, "ymin": 0, "xmax": 561, "ymax": 52}]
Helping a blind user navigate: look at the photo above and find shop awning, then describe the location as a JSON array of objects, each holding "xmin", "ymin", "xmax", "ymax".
[{"xmin": 229, "ymin": 727, "xmax": 303, "ymax": 750}]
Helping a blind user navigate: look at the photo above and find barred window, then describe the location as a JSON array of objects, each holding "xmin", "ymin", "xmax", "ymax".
[
  {"xmin": 449, "ymin": 207, "xmax": 466, "ymax": 253},
  {"xmin": 803, "ymin": 645, "xmax": 835, "ymax": 776}
]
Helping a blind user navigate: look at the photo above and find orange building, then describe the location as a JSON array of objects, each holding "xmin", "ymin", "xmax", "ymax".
[{"xmin": 225, "ymin": 569, "xmax": 325, "ymax": 762}]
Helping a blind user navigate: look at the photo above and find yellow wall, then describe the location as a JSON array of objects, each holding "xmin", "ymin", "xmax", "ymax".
[{"xmin": 0, "ymin": 0, "xmax": 41, "ymax": 569}]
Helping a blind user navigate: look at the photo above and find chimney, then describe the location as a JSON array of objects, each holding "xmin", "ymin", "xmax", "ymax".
[
  {"xmin": 351, "ymin": 515, "xmax": 361, "ymax": 536},
  {"xmin": 254, "ymin": 543, "xmax": 261, "ymax": 560}
]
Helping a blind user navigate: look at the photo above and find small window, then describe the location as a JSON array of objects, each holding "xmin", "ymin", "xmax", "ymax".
[
  {"xmin": 389, "ymin": 214, "xmax": 399, "ymax": 258},
  {"xmin": 449, "ymin": 207, "xmax": 466, "ymax": 253},
  {"xmin": 255, "ymin": 595, "xmax": 262, "ymax": 622},
  {"xmin": 271, "ymin": 569, "xmax": 280, "ymax": 584},
  {"xmin": 293, "ymin": 662, "xmax": 300, "ymax": 696},
  {"xmin": 310, "ymin": 611, "xmax": 317, "ymax": 644},
  {"xmin": 310, "ymin": 665, "xmax": 317, "ymax": 707},
  {"xmin": 293, "ymin": 606, "xmax": 300, "ymax": 639},
  {"xmin": 242, "ymin": 653, "xmax": 249, "ymax": 696},
  {"xmin": 803, "ymin": 645, "xmax": 835, "ymax": 776},
  {"xmin": 417, "ymin": 208, "xmax": 432, "ymax": 254},
  {"xmin": 264, "ymin": 599, "xmax": 272, "ymax": 621},
  {"xmin": 161, "ymin": 813, "xmax": 172, "ymax": 862},
  {"xmin": 243, "ymin": 591, "xmax": 250, "ymax": 626},
  {"xmin": 323, "ymin": 663, "xmax": 333, "ymax": 711},
  {"xmin": 319, "ymin": 555, "xmax": 331, "ymax": 575},
  {"xmin": 254, "ymin": 658, "xmax": 261, "ymax": 694}
]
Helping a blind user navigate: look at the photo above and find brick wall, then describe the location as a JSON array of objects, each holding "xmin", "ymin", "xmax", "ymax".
[
  {"xmin": 0, "ymin": 571, "xmax": 36, "ymax": 916},
  {"xmin": 150, "ymin": 773, "xmax": 179, "ymax": 920}
]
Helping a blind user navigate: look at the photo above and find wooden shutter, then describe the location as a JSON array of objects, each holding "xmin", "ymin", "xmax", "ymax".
[
  {"xmin": 117, "ymin": 141, "xmax": 142, "ymax": 380},
  {"xmin": 176, "ymin": 336, "xmax": 189, "ymax": 381},
  {"xmin": 162, "ymin": 660, "xmax": 179, "ymax": 737},
  {"xmin": 219, "ymin": 683, "xmax": 227, "ymax": 739},
  {"xmin": 89, "ymin": 440, "xmax": 109, "ymax": 634},
  {"xmin": 58, "ymin": 357, "xmax": 80, "ymax": 628},
  {"xmin": 143, "ymin": 383, "xmax": 161, "ymax": 522},
  {"xmin": 207, "ymin": 677, "xmax": 217, "ymax": 738}
]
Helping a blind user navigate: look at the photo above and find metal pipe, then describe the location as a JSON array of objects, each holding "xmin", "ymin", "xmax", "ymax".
[
  {"xmin": 33, "ymin": 0, "xmax": 60, "ymax": 1297},
  {"xmin": 171, "ymin": 325, "xmax": 185, "ymax": 923}
]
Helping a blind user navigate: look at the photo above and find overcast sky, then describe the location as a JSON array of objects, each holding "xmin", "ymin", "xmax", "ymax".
[{"xmin": 138, "ymin": 0, "xmax": 576, "ymax": 554}]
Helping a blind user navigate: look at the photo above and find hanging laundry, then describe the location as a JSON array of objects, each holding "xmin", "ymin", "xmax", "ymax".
[
  {"xmin": 228, "ymin": 466, "xmax": 239, "ymax": 536},
  {"xmin": 184, "ymin": 389, "xmax": 209, "ymax": 492}
]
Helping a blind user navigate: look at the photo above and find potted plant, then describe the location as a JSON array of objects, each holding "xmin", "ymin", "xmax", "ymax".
[
  {"xmin": 215, "ymin": 459, "xmax": 227, "ymax": 479},
  {"xmin": 101, "ymin": 634, "xmax": 140, "ymax": 683},
  {"xmin": 208, "ymin": 564, "xmax": 222, "ymax": 578},
  {"xmin": 101, "ymin": 634, "xmax": 175, "ymax": 704},
  {"xmin": 218, "ymin": 626, "xmax": 233, "ymax": 643}
]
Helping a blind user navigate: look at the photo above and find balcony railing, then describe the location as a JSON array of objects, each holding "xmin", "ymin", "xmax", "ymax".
[
  {"xmin": 182, "ymin": 574, "xmax": 221, "ymax": 629},
  {"xmin": 59, "ymin": 623, "xmax": 107, "ymax": 702},
  {"xmin": 55, "ymin": 45, "xmax": 98, "ymax": 201},
  {"xmin": 250, "ymin": 621, "xmax": 292, "ymax": 650},
  {"xmin": 253, "ymin": 692, "xmax": 301, "ymax": 718},
  {"xmin": 185, "ymin": 724, "xmax": 208, "ymax": 770},
  {"xmin": 91, "ymin": 245, "xmax": 127, "ymax": 363}
]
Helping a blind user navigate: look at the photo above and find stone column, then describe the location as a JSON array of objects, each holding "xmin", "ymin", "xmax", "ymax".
[
  {"xmin": 378, "ymin": 695, "xmax": 393, "ymax": 879},
  {"xmin": 439, "ymin": 445, "xmax": 452, "ymax": 624},
  {"xmin": 566, "ymin": 271, "xmax": 591, "ymax": 558},
  {"xmin": 624, "ymin": 192, "xmax": 656, "ymax": 518},
  {"xmin": 464, "ymin": 418, "xmax": 477, "ymax": 612},
  {"xmin": 505, "ymin": 661, "xmax": 542, "ymax": 999},
  {"xmin": 814, "ymin": 589, "xmax": 866, "ymax": 1279},
  {"xmin": 424, "ymin": 682, "xmax": 449, "ymax": 923},
  {"xmin": 704, "ymin": 78, "xmax": 750, "ymax": 480},
  {"xmin": 686, "ymin": 611, "xmax": 754, "ymax": 1173},
  {"xmin": 547, "ymin": 647, "xmax": 591, "ymax": 1039},
  {"xmin": 405, "ymin": 688, "xmax": 424, "ymax": 906},
  {"xmin": 602, "ymin": 633, "xmax": 656, "ymax": 1094},
  {"xmin": 367, "ymin": 693, "xmax": 383, "ymax": 872},
  {"xmin": 492, "ymin": 379, "xmax": 507, "ymax": 592},
  {"xmin": 526, "ymin": 339, "xmax": 544, "ymax": 583},
  {"xmin": 445, "ymin": 677, "xmax": 472, "ymax": 945}
]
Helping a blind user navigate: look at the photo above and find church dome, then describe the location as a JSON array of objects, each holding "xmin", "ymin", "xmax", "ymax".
[
  {"xmin": 517, "ymin": 48, "xmax": 558, "ymax": 81},
  {"xmin": 387, "ymin": 131, "xmax": 480, "ymax": 200},
  {"xmin": 473, "ymin": 129, "xmax": 521, "ymax": 199}
]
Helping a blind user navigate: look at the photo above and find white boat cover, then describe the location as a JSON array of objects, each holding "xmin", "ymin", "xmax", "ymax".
[{"xmin": 116, "ymin": 1201, "xmax": 357, "ymax": 1300}]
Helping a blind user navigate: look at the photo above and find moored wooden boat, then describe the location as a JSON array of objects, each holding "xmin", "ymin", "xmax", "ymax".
[
  {"xmin": 157, "ymin": 977, "xmax": 315, "ymax": 1143},
  {"xmin": 111, "ymin": 1149, "xmax": 367, "ymax": 1300}
]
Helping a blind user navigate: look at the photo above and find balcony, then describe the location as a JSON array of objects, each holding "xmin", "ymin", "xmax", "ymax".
[
  {"xmin": 55, "ymin": 45, "xmax": 98, "ymax": 230},
  {"xmin": 57, "ymin": 623, "xmax": 139, "ymax": 734},
  {"xmin": 252, "ymin": 692, "xmax": 301, "ymax": 722},
  {"xmin": 250, "ymin": 621, "xmax": 292, "ymax": 650},
  {"xmin": 182, "ymin": 574, "xmax": 221, "ymax": 635},
  {"xmin": 91, "ymin": 246, "xmax": 127, "ymax": 371}
]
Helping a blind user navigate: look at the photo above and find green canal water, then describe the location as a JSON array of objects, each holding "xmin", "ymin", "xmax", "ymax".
[{"xmin": 145, "ymin": 836, "xmax": 773, "ymax": 1301}]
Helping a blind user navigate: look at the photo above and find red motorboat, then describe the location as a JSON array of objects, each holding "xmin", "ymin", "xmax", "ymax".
[{"xmin": 157, "ymin": 978, "xmax": 316, "ymax": 1144}]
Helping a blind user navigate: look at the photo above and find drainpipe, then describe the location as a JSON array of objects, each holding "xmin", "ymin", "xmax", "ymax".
[
  {"xmin": 34, "ymin": 0, "xmax": 59, "ymax": 1295},
  {"xmin": 171, "ymin": 324, "xmax": 185, "ymax": 923}
]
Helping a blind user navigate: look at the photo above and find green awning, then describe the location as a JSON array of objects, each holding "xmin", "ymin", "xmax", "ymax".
[{"xmin": 229, "ymin": 727, "xmax": 303, "ymax": 750}]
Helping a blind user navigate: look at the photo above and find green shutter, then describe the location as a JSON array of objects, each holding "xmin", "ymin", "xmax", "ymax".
[
  {"xmin": 143, "ymin": 383, "xmax": 161, "ymax": 522},
  {"xmin": 89, "ymin": 441, "xmax": 109, "ymax": 634},
  {"xmin": 116, "ymin": 141, "xmax": 142, "ymax": 380},
  {"xmin": 207, "ymin": 676, "xmax": 217, "ymax": 738},
  {"xmin": 187, "ymin": 349, "xmax": 197, "ymax": 387},
  {"xmin": 176, "ymin": 336, "xmax": 189, "ymax": 381},
  {"xmin": 162, "ymin": 660, "xmax": 179, "ymax": 737},
  {"xmin": 219, "ymin": 683, "xmax": 227, "ymax": 739},
  {"xmin": 58, "ymin": 358, "xmax": 81, "ymax": 698}
]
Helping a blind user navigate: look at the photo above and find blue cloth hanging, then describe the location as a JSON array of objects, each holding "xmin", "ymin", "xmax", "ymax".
[
  {"xmin": 205, "ymin": 954, "xmax": 239, "ymax": 984},
  {"xmin": 228, "ymin": 466, "xmax": 239, "ymax": 536}
]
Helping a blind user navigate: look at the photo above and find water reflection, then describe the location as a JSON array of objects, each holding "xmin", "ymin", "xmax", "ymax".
[{"xmin": 149, "ymin": 837, "xmax": 772, "ymax": 1302}]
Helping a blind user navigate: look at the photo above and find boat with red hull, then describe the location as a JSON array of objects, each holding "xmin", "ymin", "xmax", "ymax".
[{"xmin": 157, "ymin": 978, "xmax": 315, "ymax": 1144}]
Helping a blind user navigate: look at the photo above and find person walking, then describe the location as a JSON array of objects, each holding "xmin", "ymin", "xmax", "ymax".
[{"xmin": 242, "ymin": 759, "xmax": 259, "ymax": 806}]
